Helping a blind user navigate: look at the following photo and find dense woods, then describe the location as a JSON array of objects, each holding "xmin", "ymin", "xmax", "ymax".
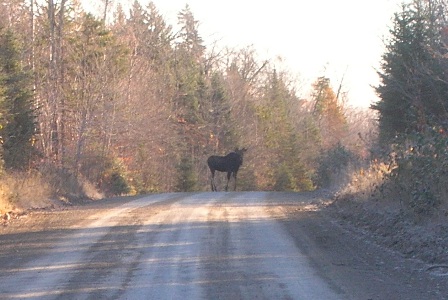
[
  {"xmin": 0, "ymin": 0, "xmax": 447, "ymax": 219},
  {"xmin": 330, "ymin": 0, "xmax": 448, "ymax": 263},
  {"xmin": 1, "ymin": 0, "xmax": 373, "ymax": 203},
  {"xmin": 369, "ymin": 0, "xmax": 448, "ymax": 217}
]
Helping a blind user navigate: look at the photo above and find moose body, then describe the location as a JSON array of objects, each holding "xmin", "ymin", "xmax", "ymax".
[{"xmin": 207, "ymin": 148, "xmax": 247, "ymax": 191}]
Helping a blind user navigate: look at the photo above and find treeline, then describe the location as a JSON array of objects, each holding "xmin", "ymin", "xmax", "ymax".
[
  {"xmin": 0, "ymin": 0, "xmax": 373, "ymax": 198},
  {"xmin": 364, "ymin": 0, "xmax": 448, "ymax": 217}
]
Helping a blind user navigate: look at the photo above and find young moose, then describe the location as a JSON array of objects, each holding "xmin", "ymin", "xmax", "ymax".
[{"xmin": 207, "ymin": 148, "xmax": 247, "ymax": 191}]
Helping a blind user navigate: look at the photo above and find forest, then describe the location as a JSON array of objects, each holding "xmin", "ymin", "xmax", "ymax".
[
  {"xmin": 2, "ymin": 0, "xmax": 448, "ymax": 220},
  {"xmin": 0, "ymin": 0, "xmax": 375, "ymax": 206}
]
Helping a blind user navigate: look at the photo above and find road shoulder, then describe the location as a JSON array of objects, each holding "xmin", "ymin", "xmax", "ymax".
[{"xmin": 279, "ymin": 204, "xmax": 448, "ymax": 300}]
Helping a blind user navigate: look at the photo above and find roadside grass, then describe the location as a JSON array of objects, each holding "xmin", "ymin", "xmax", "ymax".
[
  {"xmin": 334, "ymin": 129, "xmax": 448, "ymax": 221},
  {"xmin": 0, "ymin": 171, "xmax": 52, "ymax": 214},
  {"xmin": 335, "ymin": 160, "xmax": 391, "ymax": 203},
  {"xmin": 0, "ymin": 167, "xmax": 104, "ymax": 216},
  {"xmin": 330, "ymin": 148, "xmax": 448, "ymax": 265}
]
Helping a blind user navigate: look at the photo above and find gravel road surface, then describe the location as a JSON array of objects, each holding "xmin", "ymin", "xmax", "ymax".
[{"xmin": 0, "ymin": 192, "xmax": 446, "ymax": 299}]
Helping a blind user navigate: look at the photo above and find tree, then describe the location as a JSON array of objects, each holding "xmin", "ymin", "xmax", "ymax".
[
  {"xmin": 256, "ymin": 69, "xmax": 313, "ymax": 191},
  {"xmin": 0, "ymin": 0, "xmax": 358, "ymax": 194},
  {"xmin": 311, "ymin": 76, "xmax": 347, "ymax": 149},
  {"xmin": 44, "ymin": 0, "xmax": 68, "ymax": 165},
  {"xmin": 373, "ymin": 1, "xmax": 448, "ymax": 145},
  {"xmin": 177, "ymin": 4, "xmax": 205, "ymax": 61},
  {"xmin": 0, "ymin": 28, "xmax": 37, "ymax": 170},
  {"xmin": 113, "ymin": 1, "xmax": 178, "ymax": 192},
  {"xmin": 206, "ymin": 72, "xmax": 237, "ymax": 152},
  {"xmin": 175, "ymin": 156, "xmax": 197, "ymax": 192},
  {"xmin": 64, "ymin": 14, "xmax": 127, "ymax": 173},
  {"xmin": 173, "ymin": 5, "xmax": 206, "ymax": 124}
]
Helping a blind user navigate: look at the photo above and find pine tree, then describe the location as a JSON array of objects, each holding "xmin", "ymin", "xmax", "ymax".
[
  {"xmin": 311, "ymin": 76, "xmax": 347, "ymax": 149},
  {"xmin": 64, "ymin": 14, "xmax": 127, "ymax": 173},
  {"xmin": 175, "ymin": 156, "xmax": 197, "ymax": 192},
  {"xmin": 207, "ymin": 72, "xmax": 237, "ymax": 151},
  {"xmin": 373, "ymin": 1, "xmax": 448, "ymax": 145},
  {"xmin": 177, "ymin": 4, "xmax": 205, "ymax": 61},
  {"xmin": 258, "ymin": 69, "xmax": 313, "ymax": 191},
  {"xmin": 174, "ymin": 5, "xmax": 206, "ymax": 124},
  {"xmin": 0, "ymin": 28, "xmax": 37, "ymax": 170}
]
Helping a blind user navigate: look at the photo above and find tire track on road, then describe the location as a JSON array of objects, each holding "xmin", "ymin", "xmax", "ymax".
[{"xmin": 0, "ymin": 194, "xmax": 182, "ymax": 300}]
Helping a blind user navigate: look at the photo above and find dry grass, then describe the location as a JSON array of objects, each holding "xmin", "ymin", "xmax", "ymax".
[
  {"xmin": 336, "ymin": 161, "xmax": 391, "ymax": 203},
  {"xmin": 330, "ymin": 158, "xmax": 448, "ymax": 265},
  {"xmin": 0, "ymin": 167, "xmax": 104, "ymax": 215},
  {"xmin": 0, "ymin": 171, "xmax": 52, "ymax": 214},
  {"xmin": 39, "ymin": 164, "xmax": 104, "ymax": 203}
]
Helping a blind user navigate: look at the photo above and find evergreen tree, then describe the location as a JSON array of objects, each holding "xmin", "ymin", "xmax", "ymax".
[
  {"xmin": 373, "ymin": 1, "xmax": 448, "ymax": 145},
  {"xmin": 207, "ymin": 72, "xmax": 237, "ymax": 151},
  {"xmin": 0, "ymin": 28, "xmax": 37, "ymax": 170},
  {"xmin": 145, "ymin": 2, "xmax": 174, "ymax": 65},
  {"xmin": 175, "ymin": 156, "xmax": 197, "ymax": 192},
  {"xmin": 311, "ymin": 76, "xmax": 347, "ymax": 149},
  {"xmin": 258, "ymin": 69, "xmax": 313, "ymax": 191},
  {"xmin": 177, "ymin": 4, "xmax": 205, "ymax": 60},
  {"xmin": 65, "ymin": 14, "xmax": 127, "ymax": 173},
  {"xmin": 174, "ymin": 5, "xmax": 206, "ymax": 124}
]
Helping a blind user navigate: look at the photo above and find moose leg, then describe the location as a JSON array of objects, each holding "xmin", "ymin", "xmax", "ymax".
[
  {"xmin": 233, "ymin": 172, "xmax": 238, "ymax": 191},
  {"xmin": 225, "ymin": 171, "xmax": 232, "ymax": 191},
  {"xmin": 210, "ymin": 170, "xmax": 217, "ymax": 191}
]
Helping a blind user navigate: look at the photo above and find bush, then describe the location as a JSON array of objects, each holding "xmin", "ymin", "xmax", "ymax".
[
  {"xmin": 340, "ymin": 128, "xmax": 448, "ymax": 219},
  {"xmin": 0, "ymin": 171, "xmax": 52, "ymax": 212},
  {"xmin": 104, "ymin": 172, "xmax": 131, "ymax": 196},
  {"xmin": 175, "ymin": 157, "xmax": 197, "ymax": 192},
  {"xmin": 100, "ymin": 158, "xmax": 131, "ymax": 196},
  {"xmin": 270, "ymin": 157, "xmax": 314, "ymax": 192},
  {"xmin": 237, "ymin": 167, "xmax": 257, "ymax": 191},
  {"xmin": 39, "ymin": 164, "xmax": 92, "ymax": 202},
  {"xmin": 80, "ymin": 154, "xmax": 131, "ymax": 196},
  {"xmin": 316, "ymin": 144, "xmax": 360, "ymax": 188},
  {"xmin": 336, "ymin": 159, "xmax": 391, "ymax": 203},
  {"xmin": 386, "ymin": 128, "xmax": 448, "ymax": 216},
  {"xmin": 273, "ymin": 163, "xmax": 296, "ymax": 191}
]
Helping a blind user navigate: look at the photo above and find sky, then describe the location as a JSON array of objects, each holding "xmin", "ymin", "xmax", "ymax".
[{"xmin": 94, "ymin": 0, "xmax": 406, "ymax": 108}]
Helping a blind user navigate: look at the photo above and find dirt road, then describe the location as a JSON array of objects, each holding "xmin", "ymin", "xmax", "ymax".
[{"xmin": 0, "ymin": 192, "xmax": 446, "ymax": 299}]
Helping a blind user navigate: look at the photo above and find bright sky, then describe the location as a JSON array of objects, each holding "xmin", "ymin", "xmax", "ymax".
[{"xmin": 100, "ymin": 0, "xmax": 405, "ymax": 108}]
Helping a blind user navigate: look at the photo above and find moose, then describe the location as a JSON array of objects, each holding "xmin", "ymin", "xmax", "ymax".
[{"xmin": 207, "ymin": 148, "xmax": 247, "ymax": 191}]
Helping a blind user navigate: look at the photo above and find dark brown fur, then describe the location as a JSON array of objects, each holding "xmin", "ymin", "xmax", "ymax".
[{"xmin": 207, "ymin": 148, "xmax": 247, "ymax": 191}]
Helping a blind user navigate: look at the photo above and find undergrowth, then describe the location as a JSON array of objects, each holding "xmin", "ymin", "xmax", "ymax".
[
  {"xmin": 335, "ymin": 127, "xmax": 448, "ymax": 222},
  {"xmin": 316, "ymin": 144, "xmax": 361, "ymax": 189},
  {"xmin": 329, "ymin": 129, "xmax": 448, "ymax": 264},
  {"xmin": 0, "ymin": 171, "xmax": 52, "ymax": 213},
  {"xmin": 0, "ymin": 166, "xmax": 104, "ymax": 214}
]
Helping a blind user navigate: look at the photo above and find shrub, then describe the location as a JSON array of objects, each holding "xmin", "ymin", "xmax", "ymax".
[
  {"xmin": 100, "ymin": 158, "xmax": 131, "ymax": 196},
  {"xmin": 0, "ymin": 171, "xmax": 52, "ymax": 211},
  {"xmin": 80, "ymin": 154, "xmax": 131, "ymax": 196},
  {"xmin": 316, "ymin": 144, "xmax": 360, "ymax": 189},
  {"xmin": 387, "ymin": 128, "xmax": 448, "ymax": 216},
  {"xmin": 39, "ymin": 164, "xmax": 88, "ymax": 202},
  {"xmin": 336, "ymin": 160, "xmax": 391, "ymax": 203},
  {"xmin": 273, "ymin": 163, "xmax": 296, "ymax": 191},
  {"xmin": 175, "ymin": 157, "xmax": 197, "ymax": 192},
  {"xmin": 104, "ymin": 172, "xmax": 131, "ymax": 196}
]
